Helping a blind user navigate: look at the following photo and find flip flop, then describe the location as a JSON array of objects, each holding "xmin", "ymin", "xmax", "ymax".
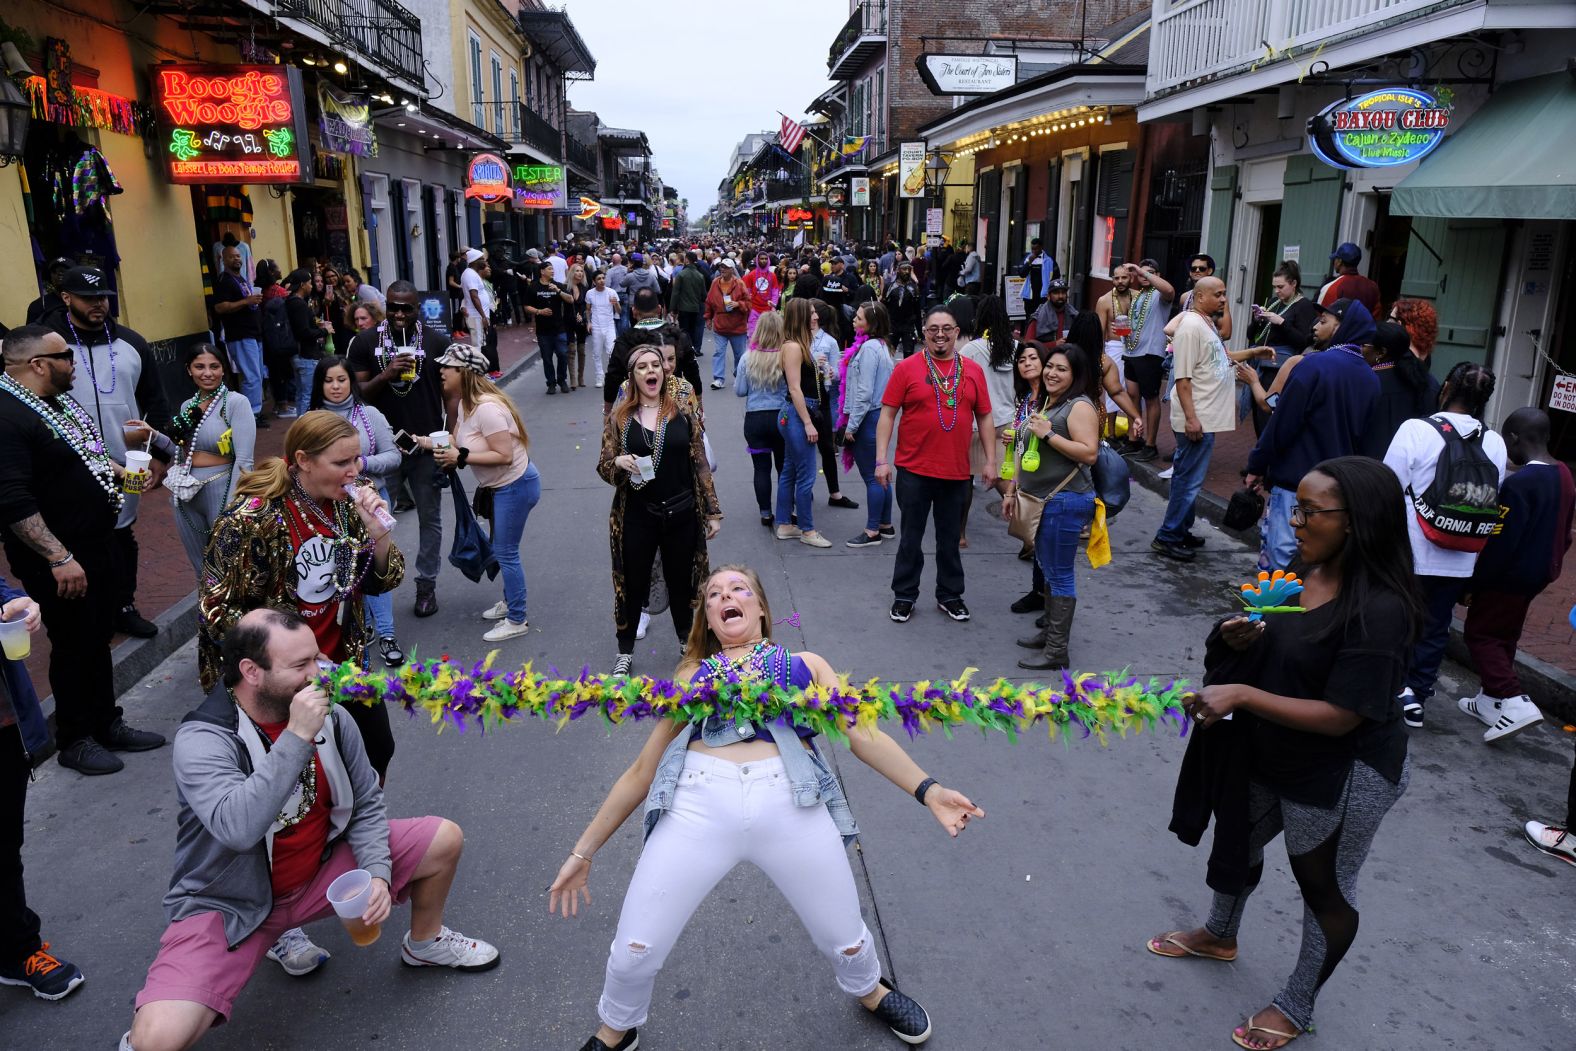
[
  {"xmin": 1145, "ymin": 931, "xmax": 1237, "ymax": 962},
  {"xmin": 1230, "ymin": 1011, "xmax": 1299, "ymax": 1049}
]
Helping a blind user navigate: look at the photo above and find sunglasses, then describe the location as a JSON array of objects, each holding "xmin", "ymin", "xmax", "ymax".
[
  {"xmin": 1189, "ymin": 265, "xmax": 1210, "ymax": 273},
  {"xmin": 30, "ymin": 350, "xmax": 75, "ymax": 363},
  {"xmin": 386, "ymin": 302, "xmax": 418, "ymax": 313}
]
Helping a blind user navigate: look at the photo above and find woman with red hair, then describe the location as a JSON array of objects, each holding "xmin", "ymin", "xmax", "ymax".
[{"xmin": 1389, "ymin": 299, "xmax": 1438, "ymax": 361}]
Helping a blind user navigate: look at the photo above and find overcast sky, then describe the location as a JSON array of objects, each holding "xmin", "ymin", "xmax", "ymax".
[{"xmin": 564, "ymin": 0, "xmax": 844, "ymax": 212}]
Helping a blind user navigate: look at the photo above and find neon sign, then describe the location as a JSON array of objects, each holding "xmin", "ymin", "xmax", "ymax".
[
  {"xmin": 577, "ymin": 195, "xmax": 602, "ymax": 220},
  {"xmin": 465, "ymin": 153, "xmax": 511, "ymax": 203},
  {"xmin": 1308, "ymin": 88, "xmax": 1452, "ymax": 170},
  {"xmin": 784, "ymin": 207, "xmax": 813, "ymax": 222},
  {"xmin": 151, "ymin": 64, "xmax": 310, "ymax": 184},
  {"xmin": 512, "ymin": 163, "xmax": 563, "ymax": 209}
]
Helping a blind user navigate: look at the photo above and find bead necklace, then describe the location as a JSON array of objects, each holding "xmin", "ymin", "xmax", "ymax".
[
  {"xmin": 1123, "ymin": 288, "xmax": 1155, "ymax": 354},
  {"xmin": 621, "ymin": 400, "xmax": 669, "ymax": 489},
  {"xmin": 349, "ymin": 402, "xmax": 377, "ymax": 455},
  {"xmin": 0, "ymin": 375, "xmax": 122, "ymax": 511},
  {"xmin": 170, "ymin": 385, "xmax": 226, "ymax": 444},
  {"xmin": 235, "ymin": 695, "xmax": 319, "ymax": 829},
  {"xmin": 699, "ymin": 639, "xmax": 782, "ymax": 683},
  {"xmin": 922, "ymin": 350, "xmax": 963, "ymax": 431},
  {"xmin": 286, "ymin": 475, "xmax": 375, "ymax": 605},
  {"xmin": 67, "ymin": 318, "xmax": 117, "ymax": 396},
  {"xmin": 374, "ymin": 320, "xmax": 424, "ymax": 395}
]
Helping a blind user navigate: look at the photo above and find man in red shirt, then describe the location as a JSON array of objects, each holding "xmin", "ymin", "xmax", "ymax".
[
  {"xmin": 874, "ymin": 304, "xmax": 997, "ymax": 623},
  {"xmin": 1319, "ymin": 242, "xmax": 1381, "ymax": 316},
  {"xmin": 744, "ymin": 253, "xmax": 780, "ymax": 345}
]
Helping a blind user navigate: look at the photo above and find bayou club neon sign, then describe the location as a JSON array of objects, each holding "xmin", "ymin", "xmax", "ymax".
[
  {"xmin": 1308, "ymin": 88, "xmax": 1451, "ymax": 169},
  {"xmin": 151, "ymin": 64, "xmax": 310, "ymax": 184},
  {"xmin": 512, "ymin": 163, "xmax": 563, "ymax": 209},
  {"xmin": 465, "ymin": 153, "xmax": 511, "ymax": 203}
]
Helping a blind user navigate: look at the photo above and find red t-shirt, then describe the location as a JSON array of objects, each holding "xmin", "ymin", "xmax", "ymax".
[
  {"xmin": 283, "ymin": 497, "xmax": 347, "ymax": 660},
  {"xmin": 880, "ymin": 352, "xmax": 992, "ymax": 481},
  {"xmin": 1320, "ymin": 272, "xmax": 1381, "ymax": 316},
  {"xmin": 745, "ymin": 268, "xmax": 779, "ymax": 313},
  {"xmin": 258, "ymin": 719, "xmax": 332, "ymax": 897}
]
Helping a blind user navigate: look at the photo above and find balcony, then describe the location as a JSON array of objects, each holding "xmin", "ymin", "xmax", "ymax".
[
  {"xmin": 828, "ymin": 2, "xmax": 887, "ymax": 80},
  {"xmin": 480, "ymin": 103, "xmax": 561, "ymax": 159},
  {"xmin": 276, "ymin": 0, "xmax": 424, "ymax": 90},
  {"xmin": 565, "ymin": 135, "xmax": 598, "ymax": 177}
]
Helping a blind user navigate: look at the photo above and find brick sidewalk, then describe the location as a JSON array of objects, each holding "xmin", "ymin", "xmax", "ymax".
[{"xmin": 0, "ymin": 324, "xmax": 540, "ymax": 689}]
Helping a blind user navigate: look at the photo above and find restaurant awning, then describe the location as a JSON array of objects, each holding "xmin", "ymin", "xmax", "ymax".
[{"xmin": 1391, "ymin": 72, "xmax": 1576, "ymax": 221}]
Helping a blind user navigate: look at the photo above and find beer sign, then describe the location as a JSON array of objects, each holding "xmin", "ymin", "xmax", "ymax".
[
  {"xmin": 152, "ymin": 64, "xmax": 311, "ymax": 184},
  {"xmin": 1308, "ymin": 88, "xmax": 1451, "ymax": 170}
]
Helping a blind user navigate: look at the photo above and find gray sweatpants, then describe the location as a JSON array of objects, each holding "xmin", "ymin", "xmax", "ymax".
[
  {"xmin": 1204, "ymin": 759, "xmax": 1408, "ymax": 1031},
  {"xmin": 173, "ymin": 465, "xmax": 238, "ymax": 576}
]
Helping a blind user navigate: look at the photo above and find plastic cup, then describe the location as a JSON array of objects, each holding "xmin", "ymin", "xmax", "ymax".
[
  {"xmin": 1112, "ymin": 314, "xmax": 1132, "ymax": 339},
  {"xmin": 325, "ymin": 868, "xmax": 381, "ymax": 946},
  {"xmin": 123, "ymin": 450, "xmax": 152, "ymax": 494},
  {"xmin": 0, "ymin": 616, "xmax": 30, "ymax": 661},
  {"xmin": 634, "ymin": 455, "xmax": 656, "ymax": 483},
  {"xmin": 428, "ymin": 430, "xmax": 451, "ymax": 449}
]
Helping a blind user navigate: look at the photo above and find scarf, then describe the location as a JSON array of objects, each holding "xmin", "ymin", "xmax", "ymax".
[{"xmin": 835, "ymin": 332, "xmax": 870, "ymax": 473}]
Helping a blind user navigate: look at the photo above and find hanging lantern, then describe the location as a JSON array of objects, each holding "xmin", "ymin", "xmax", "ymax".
[{"xmin": 0, "ymin": 44, "xmax": 34, "ymax": 165}]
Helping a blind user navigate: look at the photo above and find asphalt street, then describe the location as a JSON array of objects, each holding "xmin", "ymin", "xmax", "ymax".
[{"xmin": 4, "ymin": 346, "xmax": 1573, "ymax": 1050}]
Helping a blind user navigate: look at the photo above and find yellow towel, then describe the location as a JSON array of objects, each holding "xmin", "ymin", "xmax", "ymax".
[{"xmin": 1086, "ymin": 499, "xmax": 1111, "ymax": 569}]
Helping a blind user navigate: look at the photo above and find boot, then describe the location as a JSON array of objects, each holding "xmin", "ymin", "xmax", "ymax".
[
  {"xmin": 1017, "ymin": 589, "xmax": 1051, "ymax": 648},
  {"xmin": 1019, "ymin": 596, "xmax": 1076, "ymax": 671}
]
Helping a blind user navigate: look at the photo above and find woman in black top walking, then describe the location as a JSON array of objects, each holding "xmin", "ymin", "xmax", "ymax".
[{"xmin": 1150, "ymin": 456, "xmax": 1420, "ymax": 1050}]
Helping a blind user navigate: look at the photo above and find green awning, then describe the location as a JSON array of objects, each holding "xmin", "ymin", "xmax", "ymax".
[{"xmin": 1391, "ymin": 72, "xmax": 1576, "ymax": 220}]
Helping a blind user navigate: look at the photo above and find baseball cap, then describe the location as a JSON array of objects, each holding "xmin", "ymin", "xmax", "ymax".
[
  {"xmin": 1370, "ymin": 321, "xmax": 1410, "ymax": 361},
  {"xmin": 1047, "ymin": 278, "xmax": 1068, "ymax": 291},
  {"xmin": 718, "ymin": 258, "xmax": 737, "ymax": 270},
  {"xmin": 1314, "ymin": 297, "xmax": 1355, "ymax": 320},
  {"xmin": 434, "ymin": 343, "xmax": 489, "ymax": 374},
  {"xmin": 59, "ymin": 266, "xmax": 115, "ymax": 297},
  {"xmin": 630, "ymin": 252, "xmax": 644, "ymax": 264},
  {"xmin": 282, "ymin": 268, "xmax": 313, "ymax": 290},
  {"xmin": 526, "ymin": 248, "xmax": 542, "ymax": 258},
  {"xmin": 1330, "ymin": 242, "xmax": 1362, "ymax": 264},
  {"xmin": 464, "ymin": 248, "xmax": 485, "ymax": 264}
]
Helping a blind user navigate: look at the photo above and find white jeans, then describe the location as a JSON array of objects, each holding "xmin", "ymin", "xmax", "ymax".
[
  {"xmin": 598, "ymin": 752, "xmax": 880, "ymax": 1030},
  {"xmin": 588, "ymin": 325, "xmax": 615, "ymax": 387}
]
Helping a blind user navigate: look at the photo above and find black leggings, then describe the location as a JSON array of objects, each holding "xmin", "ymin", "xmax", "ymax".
[
  {"xmin": 743, "ymin": 410, "xmax": 785, "ymax": 516},
  {"xmin": 816, "ymin": 394, "xmax": 841, "ymax": 497},
  {"xmin": 343, "ymin": 695, "xmax": 395, "ymax": 780},
  {"xmin": 618, "ymin": 509, "xmax": 700, "ymax": 653}
]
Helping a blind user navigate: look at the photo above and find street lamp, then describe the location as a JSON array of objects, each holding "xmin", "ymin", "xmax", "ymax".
[
  {"xmin": 924, "ymin": 150, "xmax": 952, "ymax": 196},
  {"xmin": 0, "ymin": 43, "xmax": 34, "ymax": 168}
]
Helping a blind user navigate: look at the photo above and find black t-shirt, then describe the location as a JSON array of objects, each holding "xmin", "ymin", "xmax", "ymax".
[
  {"xmin": 0, "ymin": 391, "xmax": 118, "ymax": 552},
  {"xmin": 624, "ymin": 410, "xmax": 694, "ymax": 506},
  {"xmin": 215, "ymin": 271, "xmax": 261, "ymax": 341},
  {"xmin": 529, "ymin": 282, "xmax": 566, "ymax": 335},
  {"xmin": 818, "ymin": 272, "xmax": 852, "ymax": 313},
  {"xmin": 792, "ymin": 272, "xmax": 822, "ymax": 301},
  {"xmin": 1217, "ymin": 591, "xmax": 1410, "ymax": 806},
  {"xmin": 345, "ymin": 324, "xmax": 448, "ymax": 435}
]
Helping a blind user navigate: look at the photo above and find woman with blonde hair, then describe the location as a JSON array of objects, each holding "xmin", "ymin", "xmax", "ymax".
[
  {"xmin": 569, "ymin": 262, "xmax": 592, "ymax": 388},
  {"xmin": 735, "ymin": 310, "xmax": 788, "ymax": 526},
  {"xmin": 418, "ymin": 345, "xmax": 539, "ymax": 642},
  {"xmin": 777, "ymin": 298, "xmax": 833, "ymax": 547}
]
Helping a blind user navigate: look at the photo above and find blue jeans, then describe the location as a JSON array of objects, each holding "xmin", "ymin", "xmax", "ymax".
[
  {"xmin": 1259, "ymin": 486, "xmax": 1299, "ymax": 571},
  {"xmin": 293, "ymin": 355, "xmax": 320, "ymax": 410},
  {"xmin": 229, "ymin": 337, "xmax": 265, "ymax": 413},
  {"xmin": 1405, "ymin": 574, "xmax": 1467, "ymax": 703},
  {"xmin": 1035, "ymin": 490, "xmax": 1097, "ymax": 596},
  {"xmin": 850, "ymin": 415, "xmax": 892, "ymax": 533},
  {"xmin": 1155, "ymin": 430, "xmax": 1215, "ymax": 544},
  {"xmin": 540, "ymin": 331, "xmax": 569, "ymax": 389},
  {"xmin": 713, "ymin": 331, "xmax": 748, "ymax": 383},
  {"xmin": 777, "ymin": 399, "xmax": 819, "ymax": 532},
  {"xmin": 492, "ymin": 464, "xmax": 542, "ymax": 623},
  {"xmin": 364, "ymin": 486, "xmax": 396, "ymax": 638}
]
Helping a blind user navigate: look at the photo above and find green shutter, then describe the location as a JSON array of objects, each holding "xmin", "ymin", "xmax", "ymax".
[
  {"xmin": 1205, "ymin": 163, "xmax": 1237, "ymax": 269},
  {"xmin": 1399, "ymin": 218, "xmax": 1509, "ymax": 376},
  {"xmin": 1276, "ymin": 155, "xmax": 1345, "ymax": 297}
]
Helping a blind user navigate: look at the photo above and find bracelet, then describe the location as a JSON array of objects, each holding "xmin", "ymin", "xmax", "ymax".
[
  {"xmin": 913, "ymin": 777, "xmax": 939, "ymax": 806},
  {"xmin": 569, "ymin": 850, "xmax": 593, "ymax": 864},
  {"xmin": 456, "ymin": 446, "xmax": 471, "ymax": 468},
  {"xmin": 48, "ymin": 553, "xmax": 75, "ymax": 569},
  {"xmin": 370, "ymin": 529, "xmax": 390, "ymax": 543},
  {"xmin": 875, "ymin": 460, "xmax": 887, "ymax": 467}
]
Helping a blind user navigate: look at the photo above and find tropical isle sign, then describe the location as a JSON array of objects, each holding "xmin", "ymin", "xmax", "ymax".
[{"xmin": 1307, "ymin": 88, "xmax": 1451, "ymax": 170}]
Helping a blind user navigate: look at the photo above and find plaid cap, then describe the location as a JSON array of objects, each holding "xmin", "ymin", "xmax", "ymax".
[{"xmin": 434, "ymin": 343, "xmax": 489, "ymax": 373}]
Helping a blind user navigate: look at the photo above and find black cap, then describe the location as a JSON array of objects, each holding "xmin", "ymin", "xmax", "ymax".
[
  {"xmin": 1047, "ymin": 279, "xmax": 1068, "ymax": 291},
  {"xmin": 1315, "ymin": 297, "xmax": 1354, "ymax": 321},
  {"xmin": 282, "ymin": 268, "xmax": 313, "ymax": 290},
  {"xmin": 58, "ymin": 266, "xmax": 115, "ymax": 297}
]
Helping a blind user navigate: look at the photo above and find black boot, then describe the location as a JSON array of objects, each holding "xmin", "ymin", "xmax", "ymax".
[
  {"xmin": 1017, "ymin": 589, "xmax": 1051, "ymax": 647},
  {"xmin": 1009, "ymin": 590, "xmax": 1044, "ymax": 614},
  {"xmin": 1019, "ymin": 596, "xmax": 1076, "ymax": 671}
]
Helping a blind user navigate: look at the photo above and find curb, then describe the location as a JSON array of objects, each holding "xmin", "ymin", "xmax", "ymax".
[
  {"xmin": 1124, "ymin": 455, "xmax": 1576, "ymax": 726},
  {"xmin": 32, "ymin": 341, "xmax": 544, "ymax": 761}
]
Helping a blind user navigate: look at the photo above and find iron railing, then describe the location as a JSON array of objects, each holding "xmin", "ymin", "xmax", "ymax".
[
  {"xmin": 828, "ymin": 1, "xmax": 887, "ymax": 75},
  {"xmin": 277, "ymin": 0, "xmax": 424, "ymax": 89}
]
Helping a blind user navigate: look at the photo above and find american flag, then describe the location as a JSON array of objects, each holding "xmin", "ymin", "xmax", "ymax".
[{"xmin": 779, "ymin": 114, "xmax": 807, "ymax": 154}]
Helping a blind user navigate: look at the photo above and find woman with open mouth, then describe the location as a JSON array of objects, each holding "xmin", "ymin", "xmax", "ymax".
[
  {"xmin": 598, "ymin": 343, "xmax": 722, "ymax": 677},
  {"xmin": 551, "ymin": 564, "xmax": 984, "ymax": 1051}
]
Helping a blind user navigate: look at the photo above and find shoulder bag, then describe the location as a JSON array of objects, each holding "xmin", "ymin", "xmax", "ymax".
[{"xmin": 1008, "ymin": 467, "xmax": 1079, "ymax": 545}]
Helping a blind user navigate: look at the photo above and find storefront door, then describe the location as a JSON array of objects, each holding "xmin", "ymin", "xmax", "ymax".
[
  {"xmin": 1400, "ymin": 217, "xmax": 1510, "ymax": 376},
  {"xmin": 1276, "ymin": 156, "xmax": 1344, "ymax": 298}
]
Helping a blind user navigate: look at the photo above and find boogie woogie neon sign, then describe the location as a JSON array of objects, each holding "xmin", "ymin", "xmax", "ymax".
[{"xmin": 152, "ymin": 64, "xmax": 309, "ymax": 184}]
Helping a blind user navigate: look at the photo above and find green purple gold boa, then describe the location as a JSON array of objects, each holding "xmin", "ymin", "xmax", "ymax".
[{"xmin": 319, "ymin": 654, "xmax": 1192, "ymax": 745}]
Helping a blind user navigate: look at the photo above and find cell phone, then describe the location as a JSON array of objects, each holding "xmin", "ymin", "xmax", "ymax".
[{"xmin": 392, "ymin": 429, "xmax": 418, "ymax": 454}]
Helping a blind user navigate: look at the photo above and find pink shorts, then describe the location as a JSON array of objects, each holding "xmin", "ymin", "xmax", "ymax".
[{"xmin": 135, "ymin": 815, "xmax": 443, "ymax": 1024}]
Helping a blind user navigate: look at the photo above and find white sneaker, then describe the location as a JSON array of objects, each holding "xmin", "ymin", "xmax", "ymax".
[
  {"xmin": 1157, "ymin": 466, "xmax": 1174, "ymax": 480},
  {"xmin": 481, "ymin": 600, "xmax": 509, "ymax": 621},
  {"xmin": 799, "ymin": 531, "xmax": 832, "ymax": 548},
  {"xmin": 636, "ymin": 611, "xmax": 650, "ymax": 640},
  {"xmin": 1457, "ymin": 690, "xmax": 1496, "ymax": 727},
  {"xmin": 1483, "ymin": 694, "xmax": 1542, "ymax": 743},
  {"xmin": 481, "ymin": 619, "xmax": 529, "ymax": 642},
  {"xmin": 400, "ymin": 926, "xmax": 500, "ymax": 972},
  {"xmin": 265, "ymin": 927, "xmax": 329, "ymax": 976},
  {"xmin": 1523, "ymin": 821, "xmax": 1576, "ymax": 866}
]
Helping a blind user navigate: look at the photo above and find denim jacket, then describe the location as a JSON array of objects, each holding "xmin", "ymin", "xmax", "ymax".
[{"xmin": 642, "ymin": 650, "xmax": 859, "ymax": 845}]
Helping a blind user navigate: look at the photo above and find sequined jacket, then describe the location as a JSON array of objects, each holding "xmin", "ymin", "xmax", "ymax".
[{"xmin": 197, "ymin": 494, "xmax": 405, "ymax": 691}]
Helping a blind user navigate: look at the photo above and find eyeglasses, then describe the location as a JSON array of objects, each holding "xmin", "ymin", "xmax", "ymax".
[
  {"xmin": 29, "ymin": 351, "xmax": 75, "ymax": 363},
  {"xmin": 1289, "ymin": 505, "xmax": 1348, "ymax": 526},
  {"xmin": 924, "ymin": 326, "xmax": 958, "ymax": 336}
]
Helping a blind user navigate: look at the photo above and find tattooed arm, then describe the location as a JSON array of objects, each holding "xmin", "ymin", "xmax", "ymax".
[{"xmin": 9, "ymin": 514, "xmax": 86, "ymax": 598}]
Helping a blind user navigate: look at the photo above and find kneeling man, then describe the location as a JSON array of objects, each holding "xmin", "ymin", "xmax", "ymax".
[{"xmin": 124, "ymin": 608, "xmax": 498, "ymax": 1051}]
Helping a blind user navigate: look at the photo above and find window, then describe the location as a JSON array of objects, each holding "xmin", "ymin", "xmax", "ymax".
[
  {"xmin": 1090, "ymin": 147, "xmax": 1134, "ymax": 278},
  {"xmin": 510, "ymin": 70, "xmax": 521, "ymax": 138},
  {"xmin": 873, "ymin": 66, "xmax": 885, "ymax": 147},
  {"xmin": 468, "ymin": 33, "xmax": 484, "ymax": 127},
  {"xmin": 490, "ymin": 53, "xmax": 504, "ymax": 133}
]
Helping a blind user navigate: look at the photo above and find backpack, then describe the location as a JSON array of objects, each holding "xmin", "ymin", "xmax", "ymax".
[
  {"xmin": 1408, "ymin": 415, "xmax": 1501, "ymax": 552},
  {"xmin": 260, "ymin": 296, "xmax": 297, "ymax": 356}
]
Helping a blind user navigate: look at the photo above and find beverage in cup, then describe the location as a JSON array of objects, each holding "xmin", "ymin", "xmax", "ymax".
[
  {"xmin": 428, "ymin": 430, "xmax": 451, "ymax": 449},
  {"xmin": 634, "ymin": 455, "xmax": 656, "ymax": 483},
  {"xmin": 0, "ymin": 615, "xmax": 30, "ymax": 661},
  {"xmin": 123, "ymin": 450, "xmax": 153, "ymax": 494},
  {"xmin": 326, "ymin": 868, "xmax": 381, "ymax": 946},
  {"xmin": 1112, "ymin": 314, "xmax": 1132, "ymax": 339},
  {"xmin": 400, "ymin": 354, "xmax": 418, "ymax": 382}
]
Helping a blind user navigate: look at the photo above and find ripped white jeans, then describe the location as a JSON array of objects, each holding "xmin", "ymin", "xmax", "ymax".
[{"xmin": 598, "ymin": 751, "xmax": 880, "ymax": 1030}]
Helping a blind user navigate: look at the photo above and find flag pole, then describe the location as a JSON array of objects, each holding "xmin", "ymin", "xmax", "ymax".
[{"xmin": 776, "ymin": 111, "xmax": 837, "ymax": 154}]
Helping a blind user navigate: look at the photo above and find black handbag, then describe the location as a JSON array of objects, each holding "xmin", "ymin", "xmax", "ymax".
[
  {"xmin": 473, "ymin": 484, "xmax": 495, "ymax": 520},
  {"xmin": 446, "ymin": 474, "xmax": 500, "ymax": 582},
  {"xmin": 1223, "ymin": 486, "xmax": 1266, "ymax": 532},
  {"xmin": 1091, "ymin": 442, "xmax": 1132, "ymax": 517}
]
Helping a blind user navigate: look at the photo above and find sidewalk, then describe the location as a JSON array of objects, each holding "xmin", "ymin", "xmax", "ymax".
[
  {"xmin": 0, "ymin": 323, "xmax": 541, "ymax": 713},
  {"xmin": 1132, "ymin": 425, "xmax": 1576, "ymax": 723}
]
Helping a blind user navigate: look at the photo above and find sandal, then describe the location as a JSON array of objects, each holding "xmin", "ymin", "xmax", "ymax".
[
  {"xmin": 1230, "ymin": 1009, "xmax": 1300, "ymax": 1050},
  {"xmin": 1145, "ymin": 931, "xmax": 1237, "ymax": 962}
]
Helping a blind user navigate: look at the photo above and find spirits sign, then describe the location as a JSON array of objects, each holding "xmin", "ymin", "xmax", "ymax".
[
  {"xmin": 465, "ymin": 153, "xmax": 511, "ymax": 203},
  {"xmin": 1308, "ymin": 88, "xmax": 1451, "ymax": 170},
  {"xmin": 152, "ymin": 64, "xmax": 311, "ymax": 184}
]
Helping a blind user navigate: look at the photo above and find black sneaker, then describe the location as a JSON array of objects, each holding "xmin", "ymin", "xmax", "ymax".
[
  {"xmin": 560, "ymin": 382, "xmax": 572, "ymax": 394},
  {"xmin": 1401, "ymin": 688, "xmax": 1424, "ymax": 728},
  {"xmin": 1150, "ymin": 538, "xmax": 1196, "ymax": 562},
  {"xmin": 1009, "ymin": 590, "xmax": 1044, "ymax": 614},
  {"xmin": 936, "ymin": 598, "xmax": 970, "ymax": 622},
  {"xmin": 1130, "ymin": 444, "xmax": 1159, "ymax": 462},
  {"xmin": 576, "ymin": 1028, "xmax": 637, "ymax": 1051},
  {"xmin": 378, "ymin": 636, "xmax": 406, "ymax": 667},
  {"xmin": 612, "ymin": 653, "xmax": 634, "ymax": 676},
  {"xmin": 546, "ymin": 386, "xmax": 557, "ymax": 396},
  {"xmin": 254, "ymin": 414, "xmax": 272, "ymax": 429},
  {"xmin": 413, "ymin": 583, "xmax": 439, "ymax": 618},
  {"xmin": 847, "ymin": 532, "xmax": 882, "ymax": 548},
  {"xmin": 116, "ymin": 607, "xmax": 158, "ymax": 639},
  {"xmin": 878, "ymin": 525, "xmax": 895, "ymax": 538},
  {"xmin": 760, "ymin": 513, "xmax": 774, "ymax": 528},
  {"xmin": 1180, "ymin": 533, "xmax": 1207, "ymax": 549},
  {"xmin": 98, "ymin": 717, "xmax": 165, "ymax": 752},
  {"xmin": 57, "ymin": 738, "xmax": 123, "ymax": 775},
  {"xmin": 829, "ymin": 495, "xmax": 860, "ymax": 509},
  {"xmin": 870, "ymin": 982, "xmax": 932, "ymax": 1045},
  {"xmin": 0, "ymin": 943, "xmax": 85, "ymax": 1001},
  {"xmin": 889, "ymin": 600, "xmax": 914, "ymax": 623}
]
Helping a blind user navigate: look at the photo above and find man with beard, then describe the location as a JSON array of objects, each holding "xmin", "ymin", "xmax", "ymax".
[
  {"xmin": 0, "ymin": 326, "xmax": 165, "ymax": 775},
  {"xmin": 817, "ymin": 256, "xmax": 855, "ymax": 344},
  {"xmin": 213, "ymin": 245, "xmax": 267, "ymax": 422},
  {"xmin": 1024, "ymin": 279, "xmax": 1078, "ymax": 343},
  {"xmin": 882, "ymin": 260, "xmax": 923, "ymax": 358},
  {"xmin": 48, "ymin": 266, "xmax": 173, "ymax": 639},
  {"xmin": 122, "ymin": 609, "xmax": 497, "ymax": 1051},
  {"xmin": 25, "ymin": 258, "xmax": 73, "ymax": 327},
  {"xmin": 347, "ymin": 281, "xmax": 448, "ymax": 618},
  {"xmin": 1102, "ymin": 261, "xmax": 1175, "ymax": 462}
]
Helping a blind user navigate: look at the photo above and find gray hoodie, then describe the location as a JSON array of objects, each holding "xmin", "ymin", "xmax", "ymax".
[
  {"xmin": 320, "ymin": 395, "xmax": 401, "ymax": 490},
  {"xmin": 164, "ymin": 685, "xmax": 391, "ymax": 948}
]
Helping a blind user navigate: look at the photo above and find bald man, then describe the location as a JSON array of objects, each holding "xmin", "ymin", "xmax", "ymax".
[{"xmin": 1152, "ymin": 276, "xmax": 1236, "ymax": 562}]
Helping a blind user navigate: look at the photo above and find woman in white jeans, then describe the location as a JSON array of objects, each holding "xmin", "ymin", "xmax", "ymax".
[{"xmin": 550, "ymin": 563, "xmax": 984, "ymax": 1051}]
